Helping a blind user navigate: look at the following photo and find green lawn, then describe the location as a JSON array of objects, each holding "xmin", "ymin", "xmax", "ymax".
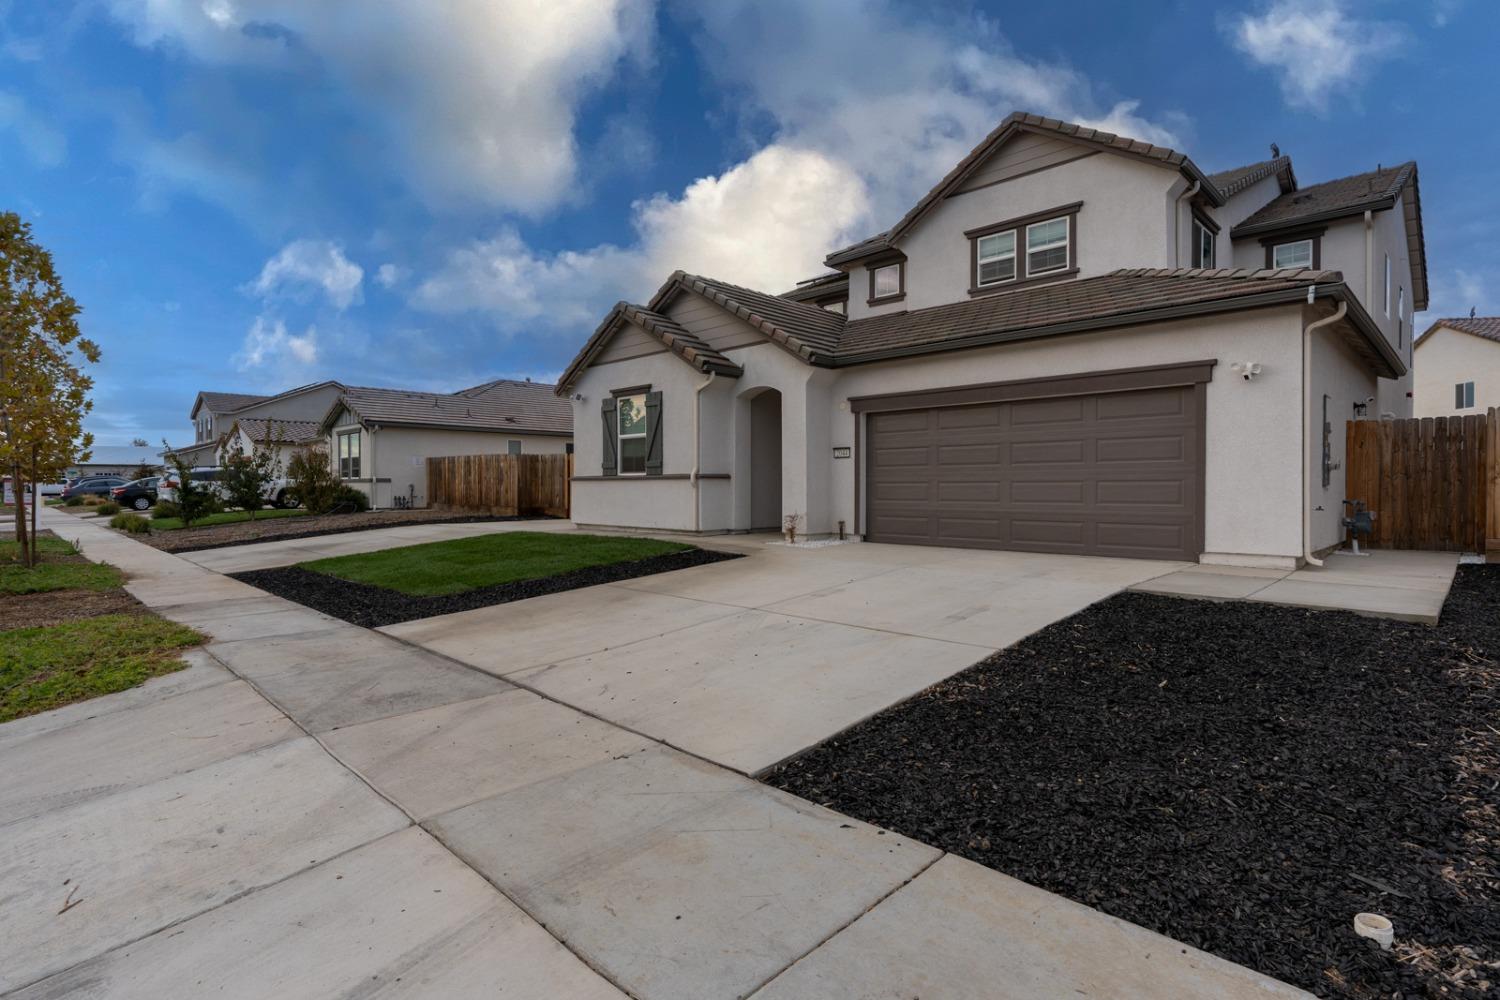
[
  {"xmin": 302, "ymin": 531, "xmax": 693, "ymax": 596},
  {"xmin": 0, "ymin": 537, "xmax": 123, "ymax": 594},
  {"xmin": 150, "ymin": 507, "xmax": 308, "ymax": 531},
  {"xmin": 1, "ymin": 614, "xmax": 205, "ymax": 723}
]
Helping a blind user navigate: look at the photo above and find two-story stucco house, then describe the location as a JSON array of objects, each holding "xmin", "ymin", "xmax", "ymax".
[
  {"xmin": 1412, "ymin": 316, "xmax": 1500, "ymax": 417},
  {"xmin": 168, "ymin": 381, "xmax": 347, "ymax": 468},
  {"xmin": 557, "ymin": 112, "xmax": 1428, "ymax": 569}
]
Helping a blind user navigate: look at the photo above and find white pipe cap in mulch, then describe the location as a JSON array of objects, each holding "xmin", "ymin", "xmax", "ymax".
[{"xmin": 1353, "ymin": 912, "xmax": 1394, "ymax": 949}]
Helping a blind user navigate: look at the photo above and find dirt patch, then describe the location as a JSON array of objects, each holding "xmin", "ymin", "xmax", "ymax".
[
  {"xmin": 0, "ymin": 588, "xmax": 148, "ymax": 631},
  {"xmin": 233, "ymin": 548, "xmax": 742, "ymax": 628},
  {"xmin": 764, "ymin": 566, "xmax": 1500, "ymax": 999},
  {"xmin": 140, "ymin": 510, "xmax": 547, "ymax": 553}
]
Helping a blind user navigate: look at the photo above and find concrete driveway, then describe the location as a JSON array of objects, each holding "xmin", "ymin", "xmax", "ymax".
[
  {"xmin": 4, "ymin": 508, "xmax": 1307, "ymax": 999},
  {"xmin": 384, "ymin": 540, "xmax": 1185, "ymax": 774}
]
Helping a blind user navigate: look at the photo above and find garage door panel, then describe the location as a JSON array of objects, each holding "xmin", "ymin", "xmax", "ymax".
[{"xmin": 866, "ymin": 383, "xmax": 1202, "ymax": 560}]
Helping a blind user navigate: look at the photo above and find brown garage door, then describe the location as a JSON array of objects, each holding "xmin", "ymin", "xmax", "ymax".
[{"xmin": 865, "ymin": 385, "xmax": 1203, "ymax": 559}]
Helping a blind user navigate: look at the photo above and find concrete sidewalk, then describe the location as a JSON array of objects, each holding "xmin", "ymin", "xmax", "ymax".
[
  {"xmin": 3, "ymin": 506, "xmax": 1309, "ymax": 999},
  {"xmin": 1132, "ymin": 548, "xmax": 1460, "ymax": 623}
]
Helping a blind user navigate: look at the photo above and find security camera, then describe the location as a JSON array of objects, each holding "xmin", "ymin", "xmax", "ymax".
[{"xmin": 1230, "ymin": 361, "xmax": 1263, "ymax": 381}]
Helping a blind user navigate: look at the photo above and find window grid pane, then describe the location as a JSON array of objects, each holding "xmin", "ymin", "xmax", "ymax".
[
  {"xmin": 976, "ymin": 231, "xmax": 1016, "ymax": 286},
  {"xmin": 1272, "ymin": 240, "xmax": 1312, "ymax": 269},
  {"xmin": 617, "ymin": 394, "xmax": 647, "ymax": 475},
  {"xmin": 872, "ymin": 264, "xmax": 900, "ymax": 298},
  {"xmin": 1025, "ymin": 218, "xmax": 1068, "ymax": 275}
]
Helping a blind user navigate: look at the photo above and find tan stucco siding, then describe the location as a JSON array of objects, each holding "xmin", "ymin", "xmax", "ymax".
[
  {"xmin": 1413, "ymin": 327, "xmax": 1500, "ymax": 417},
  {"xmin": 594, "ymin": 322, "xmax": 667, "ymax": 365},
  {"xmin": 1306, "ymin": 312, "xmax": 1379, "ymax": 550},
  {"xmin": 667, "ymin": 291, "xmax": 770, "ymax": 352},
  {"xmin": 955, "ymin": 132, "xmax": 1094, "ymax": 192},
  {"xmin": 356, "ymin": 427, "xmax": 570, "ymax": 508}
]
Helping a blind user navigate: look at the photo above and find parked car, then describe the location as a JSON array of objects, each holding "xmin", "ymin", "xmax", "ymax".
[
  {"xmin": 38, "ymin": 482, "xmax": 66, "ymax": 497},
  {"xmin": 156, "ymin": 468, "xmax": 227, "ymax": 504},
  {"xmin": 60, "ymin": 476, "xmax": 128, "ymax": 500},
  {"xmin": 110, "ymin": 477, "xmax": 162, "ymax": 511}
]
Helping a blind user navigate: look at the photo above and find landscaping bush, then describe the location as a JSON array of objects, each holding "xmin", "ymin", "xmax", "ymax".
[
  {"xmin": 328, "ymin": 484, "xmax": 370, "ymax": 513},
  {"xmin": 63, "ymin": 496, "xmax": 83, "ymax": 507},
  {"xmin": 153, "ymin": 499, "xmax": 180, "ymax": 519},
  {"xmin": 95, "ymin": 501, "xmax": 120, "ymax": 516},
  {"xmin": 109, "ymin": 511, "xmax": 150, "ymax": 534},
  {"xmin": 286, "ymin": 447, "xmax": 341, "ymax": 514},
  {"xmin": 160, "ymin": 445, "xmax": 219, "ymax": 528},
  {"xmin": 219, "ymin": 429, "xmax": 281, "ymax": 518}
]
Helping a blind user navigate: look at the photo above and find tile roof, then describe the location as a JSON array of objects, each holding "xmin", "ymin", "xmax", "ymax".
[
  {"xmin": 1232, "ymin": 162, "xmax": 1415, "ymax": 235},
  {"xmin": 616, "ymin": 304, "xmax": 746, "ymax": 377},
  {"xmin": 197, "ymin": 390, "xmax": 273, "ymax": 413},
  {"xmin": 832, "ymin": 267, "xmax": 1344, "ymax": 362},
  {"xmin": 780, "ymin": 272, "xmax": 849, "ymax": 301},
  {"xmin": 1420, "ymin": 316, "xmax": 1500, "ymax": 346},
  {"xmin": 1206, "ymin": 155, "xmax": 1294, "ymax": 198},
  {"xmin": 334, "ymin": 382, "xmax": 572, "ymax": 435},
  {"xmin": 826, "ymin": 111, "xmax": 1225, "ymax": 267},
  {"xmin": 664, "ymin": 272, "xmax": 847, "ymax": 357},
  {"xmin": 234, "ymin": 418, "xmax": 322, "ymax": 443}
]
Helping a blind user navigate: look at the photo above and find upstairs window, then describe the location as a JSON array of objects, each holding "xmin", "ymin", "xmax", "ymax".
[
  {"xmin": 1384, "ymin": 253, "xmax": 1391, "ymax": 317},
  {"xmin": 1025, "ymin": 218, "xmax": 1069, "ymax": 274},
  {"xmin": 868, "ymin": 262, "xmax": 904, "ymax": 303},
  {"xmin": 1272, "ymin": 239, "xmax": 1313, "ymax": 269},
  {"xmin": 1191, "ymin": 214, "xmax": 1217, "ymax": 268},
  {"xmin": 975, "ymin": 231, "xmax": 1016, "ymax": 286},
  {"xmin": 1397, "ymin": 286, "xmax": 1405, "ymax": 347},
  {"xmin": 1456, "ymin": 381, "xmax": 1476, "ymax": 410}
]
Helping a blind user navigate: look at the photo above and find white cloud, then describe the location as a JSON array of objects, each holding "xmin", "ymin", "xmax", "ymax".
[
  {"xmin": 1420, "ymin": 269, "xmax": 1493, "ymax": 327},
  {"xmin": 1228, "ymin": 0, "xmax": 1404, "ymax": 113},
  {"xmin": 252, "ymin": 239, "xmax": 364, "ymax": 310},
  {"xmin": 375, "ymin": 263, "xmax": 407, "ymax": 290},
  {"xmin": 236, "ymin": 315, "xmax": 318, "ymax": 369},
  {"xmin": 0, "ymin": 90, "xmax": 65, "ymax": 166},
  {"xmin": 104, "ymin": 0, "xmax": 653, "ymax": 211},
  {"xmin": 413, "ymin": 144, "xmax": 869, "ymax": 328}
]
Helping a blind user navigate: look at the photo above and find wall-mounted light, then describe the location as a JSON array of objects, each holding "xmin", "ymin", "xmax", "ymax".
[{"xmin": 1230, "ymin": 361, "xmax": 1263, "ymax": 381}]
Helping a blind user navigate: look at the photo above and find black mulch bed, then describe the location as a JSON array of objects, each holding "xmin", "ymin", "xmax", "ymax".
[
  {"xmin": 232, "ymin": 548, "xmax": 741, "ymax": 628},
  {"xmin": 158, "ymin": 513, "xmax": 544, "ymax": 554},
  {"xmin": 765, "ymin": 566, "xmax": 1500, "ymax": 998}
]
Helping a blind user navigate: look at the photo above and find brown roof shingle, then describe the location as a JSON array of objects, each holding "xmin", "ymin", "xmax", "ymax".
[
  {"xmin": 197, "ymin": 390, "xmax": 273, "ymax": 413},
  {"xmin": 234, "ymin": 418, "xmax": 323, "ymax": 443},
  {"xmin": 663, "ymin": 272, "xmax": 846, "ymax": 357},
  {"xmin": 334, "ymin": 382, "xmax": 572, "ymax": 435},
  {"xmin": 1421, "ymin": 316, "xmax": 1500, "ymax": 345},
  {"xmin": 1233, "ymin": 162, "xmax": 1415, "ymax": 235},
  {"xmin": 1206, "ymin": 156, "xmax": 1295, "ymax": 198}
]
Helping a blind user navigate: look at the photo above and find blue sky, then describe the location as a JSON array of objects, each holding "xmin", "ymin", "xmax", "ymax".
[{"xmin": 1, "ymin": 0, "xmax": 1495, "ymax": 447}]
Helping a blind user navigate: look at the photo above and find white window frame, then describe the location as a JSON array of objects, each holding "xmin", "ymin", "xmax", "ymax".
[
  {"xmin": 975, "ymin": 230, "xmax": 1017, "ymax": 287},
  {"xmin": 1025, "ymin": 217, "xmax": 1069, "ymax": 276},
  {"xmin": 1193, "ymin": 217, "xmax": 1216, "ymax": 268},
  {"xmin": 1456, "ymin": 381, "xmax": 1476, "ymax": 410},
  {"xmin": 1272, "ymin": 239, "xmax": 1313, "ymax": 269},
  {"xmin": 337, "ymin": 430, "xmax": 361, "ymax": 479},
  {"xmin": 870, "ymin": 263, "xmax": 901, "ymax": 300},
  {"xmin": 616, "ymin": 393, "xmax": 647, "ymax": 476}
]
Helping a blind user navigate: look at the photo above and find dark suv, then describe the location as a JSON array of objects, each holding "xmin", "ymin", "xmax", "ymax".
[
  {"xmin": 110, "ymin": 477, "xmax": 162, "ymax": 511},
  {"xmin": 60, "ymin": 476, "xmax": 127, "ymax": 500}
]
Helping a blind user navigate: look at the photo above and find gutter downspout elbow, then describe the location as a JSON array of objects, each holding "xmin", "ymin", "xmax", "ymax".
[
  {"xmin": 1302, "ymin": 296, "xmax": 1348, "ymax": 568},
  {"xmin": 1174, "ymin": 180, "xmax": 1200, "ymax": 268},
  {"xmin": 691, "ymin": 371, "xmax": 716, "ymax": 532}
]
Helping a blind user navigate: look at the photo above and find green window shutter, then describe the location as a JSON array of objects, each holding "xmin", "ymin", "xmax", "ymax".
[
  {"xmin": 645, "ymin": 391, "xmax": 663, "ymax": 476},
  {"xmin": 601, "ymin": 397, "xmax": 618, "ymax": 477}
]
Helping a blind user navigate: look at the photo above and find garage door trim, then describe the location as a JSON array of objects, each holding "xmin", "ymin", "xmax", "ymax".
[{"xmin": 849, "ymin": 358, "xmax": 1217, "ymax": 414}]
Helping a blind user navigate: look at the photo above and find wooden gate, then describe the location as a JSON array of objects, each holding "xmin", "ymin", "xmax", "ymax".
[
  {"xmin": 426, "ymin": 453, "xmax": 572, "ymax": 517},
  {"xmin": 1344, "ymin": 411, "xmax": 1495, "ymax": 552}
]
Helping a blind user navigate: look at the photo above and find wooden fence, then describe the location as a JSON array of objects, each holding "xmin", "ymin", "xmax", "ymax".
[
  {"xmin": 426, "ymin": 453, "xmax": 573, "ymax": 518},
  {"xmin": 1344, "ymin": 410, "xmax": 1496, "ymax": 552}
]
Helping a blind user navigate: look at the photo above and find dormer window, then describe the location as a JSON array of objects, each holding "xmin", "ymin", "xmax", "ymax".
[
  {"xmin": 866, "ymin": 259, "xmax": 906, "ymax": 305},
  {"xmin": 1272, "ymin": 239, "xmax": 1313, "ymax": 268},
  {"xmin": 966, "ymin": 202, "xmax": 1080, "ymax": 297}
]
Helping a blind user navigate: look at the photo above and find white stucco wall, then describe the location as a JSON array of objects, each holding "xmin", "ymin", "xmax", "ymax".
[
  {"xmin": 846, "ymin": 153, "xmax": 1179, "ymax": 320},
  {"xmin": 1413, "ymin": 327, "xmax": 1500, "ymax": 417},
  {"xmin": 1306, "ymin": 314, "xmax": 1379, "ymax": 551}
]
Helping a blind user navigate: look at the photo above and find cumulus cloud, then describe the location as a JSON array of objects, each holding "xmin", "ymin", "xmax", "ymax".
[
  {"xmin": 413, "ymin": 144, "xmax": 869, "ymax": 328},
  {"xmin": 252, "ymin": 239, "xmax": 363, "ymax": 310},
  {"xmin": 236, "ymin": 315, "xmax": 318, "ymax": 370},
  {"xmin": 375, "ymin": 263, "xmax": 408, "ymax": 290},
  {"xmin": 1421, "ymin": 269, "xmax": 1493, "ymax": 329},
  {"xmin": 104, "ymin": 0, "xmax": 652, "ymax": 211},
  {"xmin": 1228, "ymin": 0, "xmax": 1404, "ymax": 113}
]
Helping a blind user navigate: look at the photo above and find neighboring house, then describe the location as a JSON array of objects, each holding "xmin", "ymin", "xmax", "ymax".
[
  {"xmin": 1412, "ymin": 317, "xmax": 1500, "ymax": 417},
  {"xmin": 167, "ymin": 381, "xmax": 346, "ymax": 467},
  {"xmin": 221, "ymin": 417, "xmax": 324, "ymax": 471},
  {"xmin": 557, "ymin": 111, "xmax": 1427, "ymax": 569},
  {"xmin": 65, "ymin": 445, "xmax": 164, "ymax": 480},
  {"xmin": 318, "ymin": 379, "xmax": 573, "ymax": 508}
]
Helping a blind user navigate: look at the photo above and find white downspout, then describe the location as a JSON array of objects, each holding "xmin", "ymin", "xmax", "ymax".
[
  {"xmin": 367, "ymin": 425, "xmax": 378, "ymax": 509},
  {"xmin": 1302, "ymin": 294, "xmax": 1347, "ymax": 568},
  {"xmin": 1173, "ymin": 180, "xmax": 1200, "ymax": 267},
  {"xmin": 1363, "ymin": 210, "xmax": 1374, "ymax": 304},
  {"xmin": 691, "ymin": 371, "xmax": 716, "ymax": 532}
]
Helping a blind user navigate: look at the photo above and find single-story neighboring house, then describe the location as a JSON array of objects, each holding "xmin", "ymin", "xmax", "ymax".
[
  {"xmin": 65, "ymin": 445, "xmax": 164, "ymax": 480},
  {"xmin": 318, "ymin": 379, "xmax": 573, "ymax": 508},
  {"xmin": 1412, "ymin": 316, "xmax": 1500, "ymax": 417},
  {"xmin": 222, "ymin": 417, "xmax": 324, "ymax": 470},
  {"xmin": 557, "ymin": 112, "xmax": 1423, "ymax": 570}
]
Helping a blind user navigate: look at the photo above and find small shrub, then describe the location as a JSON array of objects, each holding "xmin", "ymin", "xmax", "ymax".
[
  {"xmin": 287, "ymin": 447, "xmax": 341, "ymax": 514},
  {"xmin": 328, "ymin": 484, "xmax": 370, "ymax": 513},
  {"xmin": 109, "ymin": 511, "xmax": 151, "ymax": 534},
  {"xmin": 95, "ymin": 501, "xmax": 120, "ymax": 516},
  {"xmin": 153, "ymin": 499, "xmax": 180, "ymax": 519},
  {"xmin": 63, "ymin": 496, "xmax": 83, "ymax": 507}
]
